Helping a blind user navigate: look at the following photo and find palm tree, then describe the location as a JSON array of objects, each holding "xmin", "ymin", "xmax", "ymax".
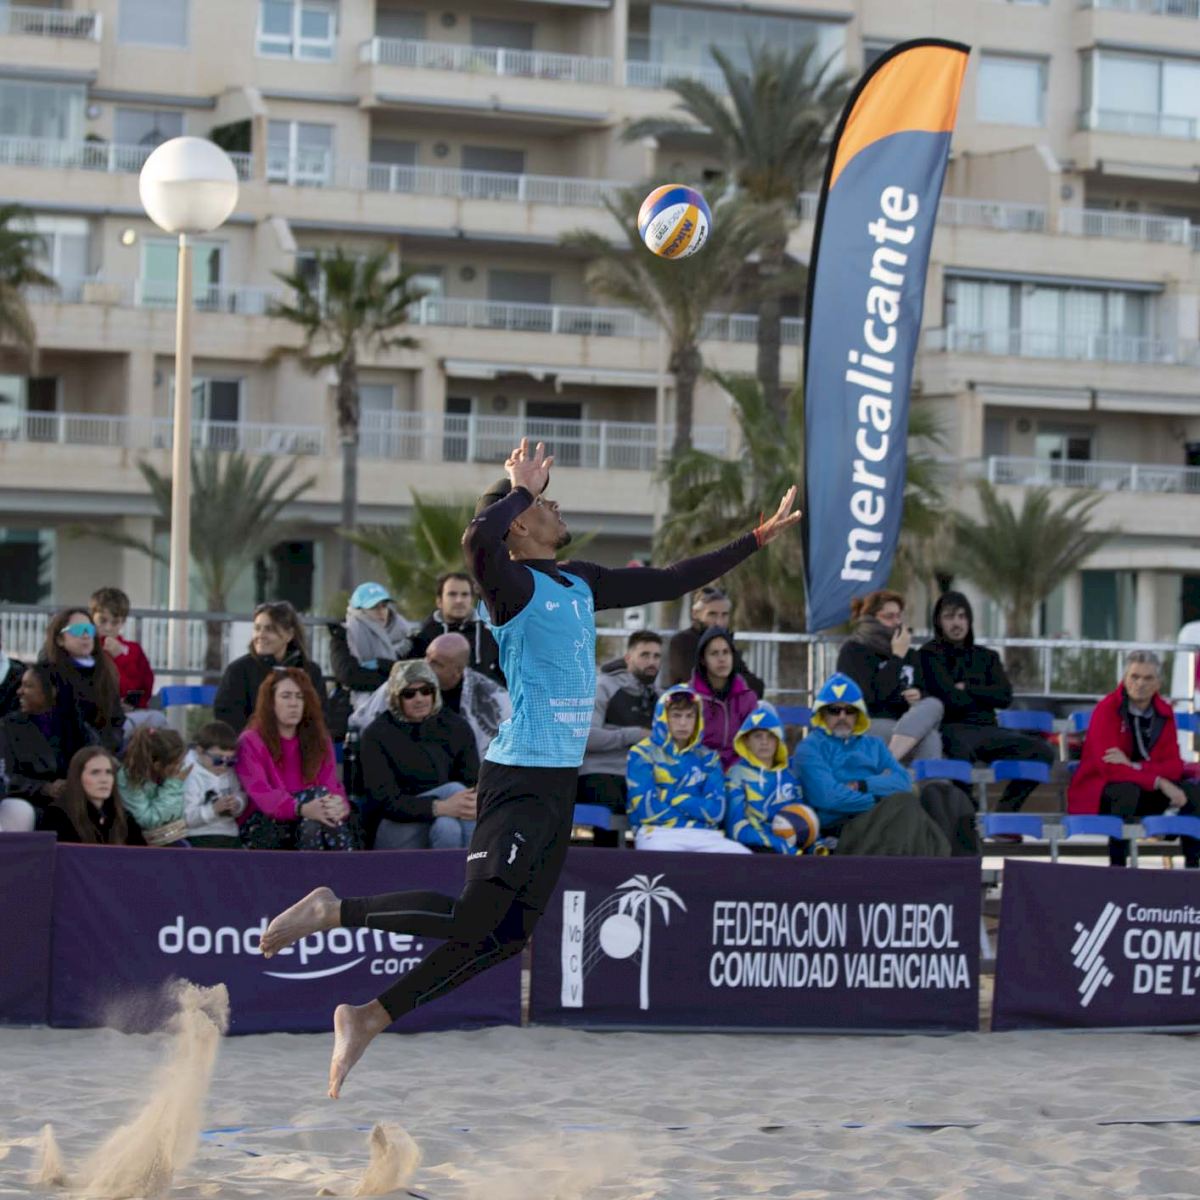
[
  {"xmin": 624, "ymin": 43, "xmax": 851, "ymax": 423},
  {"xmin": 656, "ymin": 374, "xmax": 948, "ymax": 632},
  {"xmin": 346, "ymin": 492, "xmax": 478, "ymax": 619},
  {"xmin": 951, "ymin": 481, "xmax": 1114, "ymax": 684},
  {"xmin": 562, "ymin": 190, "xmax": 769, "ymax": 458},
  {"xmin": 0, "ymin": 203, "xmax": 56, "ymax": 361},
  {"xmin": 72, "ymin": 450, "xmax": 316, "ymax": 672},
  {"xmin": 615, "ymin": 874, "xmax": 686, "ymax": 1010},
  {"xmin": 271, "ymin": 248, "xmax": 425, "ymax": 591}
]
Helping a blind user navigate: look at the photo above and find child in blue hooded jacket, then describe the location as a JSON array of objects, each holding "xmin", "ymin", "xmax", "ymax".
[
  {"xmin": 725, "ymin": 703, "xmax": 814, "ymax": 854},
  {"xmin": 627, "ymin": 685, "xmax": 750, "ymax": 853}
]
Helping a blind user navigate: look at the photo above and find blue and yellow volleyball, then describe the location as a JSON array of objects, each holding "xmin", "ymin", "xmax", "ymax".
[
  {"xmin": 771, "ymin": 803, "xmax": 820, "ymax": 851},
  {"xmin": 637, "ymin": 184, "xmax": 712, "ymax": 260}
]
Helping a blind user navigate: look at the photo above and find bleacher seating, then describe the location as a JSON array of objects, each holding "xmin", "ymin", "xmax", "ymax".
[
  {"xmin": 573, "ymin": 803, "xmax": 629, "ymax": 847},
  {"xmin": 158, "ymin": 684, "xmax": 217, "ymax": 708},
  {"xmin": 997, "ymin": 709, "xmax": 1054, "ymax": 735}
]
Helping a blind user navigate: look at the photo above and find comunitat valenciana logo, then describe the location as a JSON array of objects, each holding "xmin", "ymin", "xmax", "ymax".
[{"xmin": 157, "ymin": 916, "xmax": 424, "ymax": 981}]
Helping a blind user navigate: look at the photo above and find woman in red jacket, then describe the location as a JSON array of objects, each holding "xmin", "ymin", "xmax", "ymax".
[{"xmin": 1068, "ymin": 650, "xmax": 1199, "ymax": 867}]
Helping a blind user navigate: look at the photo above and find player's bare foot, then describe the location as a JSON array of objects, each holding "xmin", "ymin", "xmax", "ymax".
[
  {"xmin": 260, "ymin": 886, "xmax": 341, "ymax": 958},
  {"xmin": 328, "ymin": 1001, "xmax": 391, "ymax": 1099}
]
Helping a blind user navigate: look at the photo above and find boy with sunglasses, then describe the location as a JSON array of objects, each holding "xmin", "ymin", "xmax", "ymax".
[
  {"xmin": 181, "ymin": 720, "xmax": 246, "ymax": 848},
  {"xmin": 260, "ymin": 438, "xmax": 800, "ymax": 1098}
]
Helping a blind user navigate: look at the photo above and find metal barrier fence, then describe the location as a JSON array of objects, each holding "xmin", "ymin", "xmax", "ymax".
[{"xmin": 1, "ymin": 606, "xmax": 1196, "ymax": 713}]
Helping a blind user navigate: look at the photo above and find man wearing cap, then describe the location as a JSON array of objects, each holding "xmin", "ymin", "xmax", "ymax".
[{"xmin": 259, "ymin": 437, "xmax": 800, "ymax": 1098}]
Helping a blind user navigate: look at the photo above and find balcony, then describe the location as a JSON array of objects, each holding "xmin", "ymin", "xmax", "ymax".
[
  {"xmin": 0, "ymin": 412, "xmax": 325, "ymax": 456},
  {"xmin": 1058, "ymin": 207, "xmax": 1193, "ymax": 245},
  {"xmin": 0, "ymin": 6, "xmax": 101, "ymax": 38},
  {"xmin": 410, "ymin": 296, "xmax": 805, "ymax": 345},
  {"xmin": 0, "ymin": 136, "xmax": 253, "ymax": 179},
  {"xmin": 979, "ymin": 455, "xmax": 1200, "ymax": 494},
  {"xmin": 1080, "ymin": 0, "xmax": 1200, "ymax": 15},
  {"xmin": 926, "ymin": 326, "xmax": 1198, "ymax": 366},
  {"xmin": 359, "ymin": 410, "xmax": 729, "ymax": 470},
  {"xmin": 1078, "ymin": 109, "xmax": 1197, "ymax": 140},
  {"xmin": 359, "ymin": 37, "xmax": 613, "ymax": 84},
  {"xmin": 938, "ymin": 197, "xmax": 1047, "ymax": 233},
  {"xmin": 348, "ymin": 162, "xmax": 624, "ymax": 208},
  {"xmin": 624, "ymin": 59, "xmax": 730, "ymax": 92},
  {"xmin": 29, "ymin": 275, "xmax": 283, "ymax": 317}
]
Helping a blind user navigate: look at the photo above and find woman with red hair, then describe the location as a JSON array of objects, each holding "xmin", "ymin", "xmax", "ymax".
[{"xmin": 236, "ymin": 668, "xmax": 358, "ymax": 850}]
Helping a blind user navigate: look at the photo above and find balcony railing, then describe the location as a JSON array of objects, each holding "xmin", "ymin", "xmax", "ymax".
[
  {"xmin": 359, "ymin": 411, "xmax": 729, "ymax": 470},
  {"xmin": 939, "ymin": 197, "xmax": 1047, "ymax": 233},
  {"xmin": 411, "ymin": 296, "xmax": 805, "ymax": 344},
  {"xmin": 0, "ymin": 412, "xmax": 325, "ymax": 455},
  {"xmin": 0, "ymin": 5, "xmax": 101, "ymax": 38},
  {"xmin": 1079, "ymin": 108, "xmax": 1198, "ymax": 139},
  {"xmin": 1081, "ymin": 0, "xmax": 1200, "ymax": 15},
  {"xmin": 927, "ymin": 326, "xmax": 1198, "ymax": 365},
  {"xmin": 359, "ymin": 36, "xmax": 613, "ymax": 84},
  {"xmin": 1058, "ymin": 207, "xmax": 1192, "ymax": 244},
  {"xmin": 625, "ymin": 58, "xmax": 729, "ymax": 92},
  {"xmin": 0, "ymin": 136, "xmax": 252, "ymax": 178},
  {"xmin": 981, "ymin": 455, "xmax": 1200, "ymax": 494},
  {"xmin": 348, "ymin": 161, "xmax": 625, "ymax": 207},
  {"xmin": 134, "ymin": 279, "xmax": 285, "ymax": 316}
]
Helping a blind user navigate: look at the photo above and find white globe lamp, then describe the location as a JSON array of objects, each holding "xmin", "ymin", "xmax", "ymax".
[{"xmin": 138, "ymin": 138, "xmax": 240, "ymax": 711}]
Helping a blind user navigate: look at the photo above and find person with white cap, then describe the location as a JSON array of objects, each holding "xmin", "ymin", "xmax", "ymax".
[{"xmin": 328, "ymin": 581, "xmax": 415, "ymax": 709}]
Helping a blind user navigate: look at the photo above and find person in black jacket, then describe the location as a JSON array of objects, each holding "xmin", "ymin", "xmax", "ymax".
[
  {"xmin": 409, "ymin": 571, "xmax": 504, "ymax": 686},
  {"xmin": 0, "ymin": 629, "xmax": 24, "ymax": 719},
  {"xmin": 0, "ymin": 664, "xmax": 91, "ymax": 832},
  {"xmin": 40, "ymin": 608, "xmax": 125, "ymax": 752},
  {"xmin": 40, "ymin": 746, "xmax": 146, "ymax": 845},
  {"xmin": 836, "ymin": 589, "xmax": 943, "ymax": 763},
  {"xmin": 214, "ymin": 601, "xmax": 325, "ymax": 735},
  {"xmin": 918, "ymin": 591, "xmax": 1054, "ymax": 812},
  {"xmin": 360, "ymin": 659, "xmax": 479, "ymax": 850},
  {"xmin": 664, "ymin": 585, "xmax": 765, "ymax": 697}
]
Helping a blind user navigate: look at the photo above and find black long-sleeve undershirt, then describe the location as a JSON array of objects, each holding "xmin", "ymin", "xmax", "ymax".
[{"xmin": 463, "ymin": 486, "xmax": 759, "ymax": 626}]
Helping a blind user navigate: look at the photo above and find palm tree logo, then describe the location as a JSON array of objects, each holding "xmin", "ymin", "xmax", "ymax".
[{"xmin": 594, "ymin": 874, "xmax": 686, "ymax": 1010}]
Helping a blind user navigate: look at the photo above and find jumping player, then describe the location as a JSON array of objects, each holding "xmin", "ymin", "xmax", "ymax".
[{"xmin": 260, "ymin": 438, "xmax": 800, "ymax": 1097}]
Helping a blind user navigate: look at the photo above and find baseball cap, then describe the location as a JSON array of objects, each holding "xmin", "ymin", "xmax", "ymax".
[{"xmin": 349, "ymin": 581, "xmax": 392, "ymax": 609}]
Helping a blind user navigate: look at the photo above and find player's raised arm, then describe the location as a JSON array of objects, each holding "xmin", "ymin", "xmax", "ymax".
[{"xmin": 578, "ymin": 487, "xmax": 802, "ymax": 612}]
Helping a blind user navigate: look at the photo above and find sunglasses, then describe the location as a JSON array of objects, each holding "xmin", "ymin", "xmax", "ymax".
[
  {"xmin": 823, "ymin": 705, "xmax": 858, "ymax": 716},
  {"xmin": 206, "ymin": 752, "xmax": 237, "ymax": 767},
  {"xmin": 399, "ymin": 685, "xmax": 435, "ymax": 700},
  {"xmin": 63, "ymin": 622, "xmax": 96, "ymax": 637}
]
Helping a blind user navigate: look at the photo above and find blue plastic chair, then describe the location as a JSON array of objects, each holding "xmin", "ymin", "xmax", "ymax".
[
  {"xmin": 776, "ymin": 705, "xmax": 813, "ymax": 729},
  {"xmin": 1141, "ymin": 814, "xmax": 1200, "ymax": 840},
  {"xmin": 158, "ymin": 684, "xmax": 217, "ymax": 708},
  {"xmin": 981, "ymin": 812, "xmax": 1045, "ymax": 840},
  {"xmin": 1174, "ymin": 712, "xmax": 1198, "ymax": 734},
  {"xmin": 913, "ymin": 758, "xmax": 973, "ymax": 785},
  {"xmin": 574, "ymin": 803, "xmax": 629, "ymax": 847},
  {"xmin": 1068, "ymin": 709, "xmax": 1093, "ymax": 734},
  {"xmin": 997, "ymin": 710, "xmax": 1054, "ymax": 735},
  {"xmin": 1062, "ymin": 814, "xmax": 1125, "ymax": 839},
  {"xmin": 993, "ymin": 760, "xmax": 1051, "ymax": 785}
]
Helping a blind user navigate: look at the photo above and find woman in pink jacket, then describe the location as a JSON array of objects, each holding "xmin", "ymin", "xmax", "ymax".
[
  {"xmin": 236, "ymin": 667, "xmax": 359, "ymax": 850},
  {"xmin": 690, "ymin": 626, "xmax": 760, "ymax": 770}
]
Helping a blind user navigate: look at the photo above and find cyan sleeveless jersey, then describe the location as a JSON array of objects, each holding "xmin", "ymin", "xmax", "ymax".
[{"xmin": 483, "ymin": 568, "xmax": 596, "ymax": 767}]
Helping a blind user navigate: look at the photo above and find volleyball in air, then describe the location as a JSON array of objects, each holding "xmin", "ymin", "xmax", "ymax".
[
  {"xmin": 771, "ymin": 803, "xmax": 820, "ymax": 852},
  {"xmin": 637, "ymin": 184, "xmax": 712, "ymax": 259}
]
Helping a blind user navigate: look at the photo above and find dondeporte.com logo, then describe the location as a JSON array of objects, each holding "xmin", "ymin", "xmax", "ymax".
[
  {"xmin": 1071, "ymin": 901, "xmax": 1119, "ymax": 1007},
  {"xmin": 157, "ymin": 916, "xmax": 423, "ymax": 982},
  {"xmin": 561, "ymin": 874, "xmax": 686, "ymax": 1011}
]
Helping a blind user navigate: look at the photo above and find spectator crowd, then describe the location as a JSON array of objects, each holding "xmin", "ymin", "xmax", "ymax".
[{"xmin": 0, "ymin": 581, "xmax": 1195, "ymax": 868}]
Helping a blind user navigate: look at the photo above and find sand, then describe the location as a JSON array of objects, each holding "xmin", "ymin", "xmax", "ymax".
[{"xmin": 3, "ymin": 1012, "xmax": 1200, "ymax": 1199}]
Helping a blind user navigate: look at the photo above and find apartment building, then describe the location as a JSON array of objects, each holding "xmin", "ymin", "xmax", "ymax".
[{"xmin": 0, "ymin": 0, "xmax": 1196, "ymax": 641}]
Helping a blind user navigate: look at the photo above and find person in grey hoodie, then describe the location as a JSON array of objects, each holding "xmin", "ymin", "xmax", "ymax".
[{"xmin": 576, "ymin": 630, "xmax": 662, "ymax": 846}]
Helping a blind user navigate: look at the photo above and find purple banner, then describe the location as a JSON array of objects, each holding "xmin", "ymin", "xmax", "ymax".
[
  {"xmin": 0, "ymin": 832, "xmax": 56, "ymax": 1024},
  {"xmin": 994, "ymin": 860, "xmax": 1200, "ymax": 1031},
  {"xmin": 531, "ymin": 850, "xmax": 979, "ymax": 1031},
  {"xmin": 49, "ymin": 846, "xmax": 519, "ymax": 1034}
]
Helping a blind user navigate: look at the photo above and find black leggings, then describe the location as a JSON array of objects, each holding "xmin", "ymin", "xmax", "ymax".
[
  {"xmin": 340, "ymin": 880, "xmax": 542, "ymax": 1021},
  {"xmin": 1098, "ymin": 780, "xmax": 1200, "ymax": 868}
]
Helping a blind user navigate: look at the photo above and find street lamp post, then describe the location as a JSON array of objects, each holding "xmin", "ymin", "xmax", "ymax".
[{"xmin": 138, "ymin": 138, "xmax": 239, "ymax": 692}]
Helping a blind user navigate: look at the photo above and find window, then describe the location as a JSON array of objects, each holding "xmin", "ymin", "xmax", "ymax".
[
  {"xmin": 267, "ymin": 120, "xmax": 333, "ymax": 185},
  {"xmin": 978, "ymin": 53, "xmax": 1046, "ymax": 126},
  {"xmin": 376, "ymin": 8, "xmax": 425, "ymax": 39},
  {"xmin": 118, "ymin": 0, "xmax": 188, "ymax": 46},
  {"xmin": 1084, "ymin": 50, "xmax": 1200, "ymax": 137},
  {"xmin": 1036, "ymin": 428, "xmax": 1093, "ymax": 486},
  {"xmin": 0, "ymin": 375, "xmax": 59, "ymax": 443},
  {"xmin": 862, "ymin": 40, "xmax": 893, "ymax": 71},
  {"xmin": 114, "ymin": 107, "xmax": 184, "ymax": 149},
  {"xmin": 526, "ymin": 400, "xmax": 582, "ymax": 467},
  {"xmin": 487, "ymin": 269, "xmax": 552, "ymax": 331},
  {"xmin": 0, "ymin": 528, "xmax": 54, "ymax": 604},
  {"xmin": 143, "ymin": 239, "xmax": 224, "ymax": 309},
  {"xmin": 0, "ymin": 79, "xmax": 84, "ymax": 140},
  {"xmin": 443, "ymin": 395, "xmax": 472, "ymax": 462},
  {"xmin": 258, "ymin": 0, "xmax": 337, "ymax": 61},
  {"xmin": 470, "ymin": 17, "xmax": 534, "ymax": 50},
  {"xmin": 359, "ymin": 382, "xmax": 396, "ymax": 458},
  {"xmin": 169, "ymin": 377, "xmax": 243, "ymax": 448},
  {"xmin": 945, "ymin": 274, "xmax": 1156, "ymax": 362},
  {"xmin": 25, "ymin": 216, "xmax": 89, "ymax": 281},
  {"xmin": 462, "ymin": 145, "xmax": 524, "ymax": 198}
]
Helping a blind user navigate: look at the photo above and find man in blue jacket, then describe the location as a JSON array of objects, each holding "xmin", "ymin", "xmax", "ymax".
[{"xmin": 792, "ymin": 674, "xmax": 974, "ymax": 855}]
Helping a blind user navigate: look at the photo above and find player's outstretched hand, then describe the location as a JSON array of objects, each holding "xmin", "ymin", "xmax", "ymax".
[
  {"xmin": 755, "ymin": 485, "xmax": 802, "ymax": 547},
  {"xmin": 505, "ymin": 436, "xmax": 554, "ymax": 497}
]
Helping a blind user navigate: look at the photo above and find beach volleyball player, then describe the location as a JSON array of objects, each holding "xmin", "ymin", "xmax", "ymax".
[{"xmin": 261, "ymin": 438, "xmax": 800, "ymax": 1097}]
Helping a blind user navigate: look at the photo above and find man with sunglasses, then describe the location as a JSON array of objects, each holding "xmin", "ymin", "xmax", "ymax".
[{"xmin": 260, "ymin": 437, "xmax": 800, "ymax": 1098}]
